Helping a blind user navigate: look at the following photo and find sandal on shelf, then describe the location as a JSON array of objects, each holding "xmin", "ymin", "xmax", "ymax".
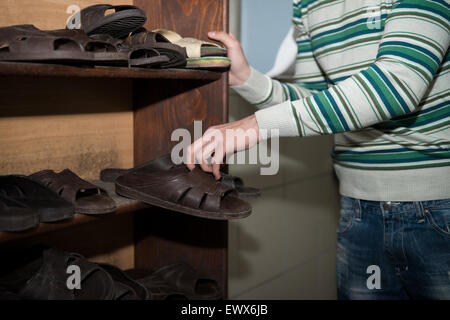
[
  {"xmin": 0, "ymin": 175, "xmax": 74, "ymax": 223},
  {"xmin": 125, "ymin": 268, "xmax": 188, "ymax": 300},
  {"xmin": 152, "ymin": 29, "xmax": 227, "ymax": 58},
  {"xmin": 0, "ymin": 196, "xmax": 38, "ymax": 232},
  {"xmin": 220, "ymin": 173, "xmax": 261, "ymax": 198},
  {"xmin": 29, "ymin": 169, "xmax": 116, "ymax": 215},
  {"xmin": 152, "ymin": 29, "xmax": 230, "ymax": 70},
  {"xmin": 0, "ymin": 25, "xmax": 128, "ymax": 65},
  {"xmin": 115, "ymin": 165, "xmax": 252, "ymax": 220},
  {"xmin": 127, "ymin": 263, "xmax": 222, "ymax": 300},
  {"xmin": 0, "ymin": 248, "xmax": 116, "ymax": 300},
  {"xmin": 68, "ymin": 4, "xmax": 147, "ymax": 39},
  {"xmin": 97, "ymin": 263, "xmax": 149, "ymax": 300},
  {"xmin": 126, "ymin": 29, "xmax": 187, "ymax": 68},
  {"xmin": 89, "ymin": 33, "xmax": 169, "ymax": 68},
  {"xmin": 100, "ymin": 154, "xmax": 260, "ymax": 198}
]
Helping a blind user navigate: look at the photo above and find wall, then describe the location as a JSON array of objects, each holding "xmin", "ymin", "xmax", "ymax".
[{"xmin": 228, "ymin": 0, "xmax": 340, "ymax": 300}]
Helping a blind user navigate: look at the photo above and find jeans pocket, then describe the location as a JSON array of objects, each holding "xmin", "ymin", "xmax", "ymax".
[{"xmin": 424, "ymin": 206, "xmax": 450, "ymax": 238}]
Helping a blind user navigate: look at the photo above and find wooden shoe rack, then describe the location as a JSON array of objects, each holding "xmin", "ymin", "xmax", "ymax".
[{"xmin": 0, "ymin": 0, "xmax": 229, "ymax": 298}]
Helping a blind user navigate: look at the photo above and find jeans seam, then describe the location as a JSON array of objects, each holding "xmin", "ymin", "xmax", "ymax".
[
  {"xmin": 424, "ymin": 210, "xmax": 450, "ymax": 238},
  {"xmin": 355, "ymin": 199, "xmax": 362, "ymax": 221}
]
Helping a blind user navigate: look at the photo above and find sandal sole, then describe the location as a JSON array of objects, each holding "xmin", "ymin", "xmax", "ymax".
[{"xmin": 115, "ymin": 182, "xmax": 251, "ymax": 220}]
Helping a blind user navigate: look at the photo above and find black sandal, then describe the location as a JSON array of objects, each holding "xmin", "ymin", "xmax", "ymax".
[
  {"xmin": 70, "ymin": 4, "xmax": 147, "ymax": 39},
  {"xmin": 0, "ymin": 175, "xmax": 74, "ymax": 223},
  {"xmin": 97, "ymin": 263, "xmax": 149, "ymax": 300},
  {"xmin": 0, "ymin": 196, "xmax": 38, "ymax": 232},
  {"xmin": 0, "ymin": 248, "xmax": 116, "ymax": 300},
  {"xmin": 127, "ymin": 262, "xmax": 222, "ymax": 300}
]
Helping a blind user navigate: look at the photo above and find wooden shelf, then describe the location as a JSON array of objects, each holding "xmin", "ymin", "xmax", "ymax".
[
  {"xmin": 0, "ymin": 62, "xmax": 223, "ymax": 80},
  {"xmin": 0, "ymin": 181, "xmax": 148, "ymax": 244}
]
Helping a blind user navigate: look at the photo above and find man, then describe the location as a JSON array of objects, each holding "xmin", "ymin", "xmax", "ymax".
[{"xmin": 186, "ymin": 0, "xmax": 450, "ymax": 299}]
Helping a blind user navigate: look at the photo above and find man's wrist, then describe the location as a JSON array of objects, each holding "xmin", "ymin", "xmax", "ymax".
[{"xmin": 232, "ymin": 65, "xmax": 251, "ymax": 86}]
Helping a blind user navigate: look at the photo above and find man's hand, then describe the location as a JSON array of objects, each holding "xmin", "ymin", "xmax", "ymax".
[
  {"xmin": 208, "ymin": 31, "xmax": 251, "ymax": 86},
  {"xmin": 185, "ymin": 115, "xmax": 261, "ymax": 179}
]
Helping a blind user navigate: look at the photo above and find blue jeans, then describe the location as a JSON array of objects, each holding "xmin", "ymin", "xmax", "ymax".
[{"xmin": 337, "ymin": 196, "xmax": 450, "ymax": 300}]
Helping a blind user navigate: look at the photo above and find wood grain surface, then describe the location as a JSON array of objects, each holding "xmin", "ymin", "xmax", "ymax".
[
  {"xmin": 0, "ymin": 77, "xmax": 133, "ymax": 180},
  {"xmin": 0, "ymin": 62, "xmax": 223, "ymax": 81}
]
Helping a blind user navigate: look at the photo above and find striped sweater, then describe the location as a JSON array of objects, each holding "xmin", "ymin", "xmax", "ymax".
[{"xmin": 232, "ymin": 0, "xmax": 450, "ymax": 201}]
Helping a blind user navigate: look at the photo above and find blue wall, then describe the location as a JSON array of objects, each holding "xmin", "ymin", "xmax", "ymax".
[{"xmin": 240, "ymin": 0, "xmax": 293, "ymax": 73}]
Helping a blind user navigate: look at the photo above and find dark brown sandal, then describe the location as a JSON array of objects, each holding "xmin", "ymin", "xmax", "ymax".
[
  {"xmin": 126, "ymin": 29, "xmax": 187, "ymax": 68},
  {"xmin": 29, "ymin": 169, "xmax": 116, "ymax": 215},
  {"xmin": 90, "ymin": 33, "xmax": 170, "ymax": 68},
  {"xmin": 125, "ymin": 268, "xmax": 188, "ymax": 300},
  {"xmin": 70, "ymin": 4, "xmax": 147, "ymax": 39},
  {"xmin": 127, "ymin": 263, "xmax": 222, "ymax": 300},
  {"xmin": 0, "ymin": 248, "xmax": 115, "ymax": 300},
  {"xmin": 97, "ymin": 263, "xmax": 149, "ymax": 300},
  {"xmin": 220, "ymin": 173, "xmax": 261, "ymax": 198},
  {"xmin": 115, "ymin": 165, "xmax": 251, "ymax": 220},
  {"xmin": 0, "ymin": 24, "xmax": 128, "ymax": 65},
  {"xmin": 100, "ymin": 154, "xmax": 261, "ymax": 198}
]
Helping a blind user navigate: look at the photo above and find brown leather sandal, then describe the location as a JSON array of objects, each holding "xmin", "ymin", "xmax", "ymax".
[
  {"xmin": 115, "ymin": 165, "xmax": 251, "ymax": 220},
  {"xmin": 89, "ymin": 33, "xmax": 170, "ymax": 68},
  {"xmin": 126, "ymin": 262, "xmax": 222, "ymax": 300},
  {"xmin": 29, "ymin": 169, "xmax": 116, "ymax": 215},
  {"xmin": 126, "ymin": 29, "xmax": 187, "ymax": 68},
  {"xmin": 100, "ymin": 154, "xmax": 261, "ymax": 198},
  {"xmin": 0, "ymin": 248, "xmax": 115, "ymax": 300},
  {"xmin": 0, "ymin": 25, "xmax": 128, "ymax": 65},
  {"xmin": 125, "ymin": 268, "xmax": 188, "ymax": 300}
]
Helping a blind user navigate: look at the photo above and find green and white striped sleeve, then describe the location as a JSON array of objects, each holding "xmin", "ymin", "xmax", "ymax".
[
  {"xmin": 255, "ymin": 0, "xmax": 449, "ymax": 138},
  {"xmin": 231, "ymin": 8, "xmax": 323, "ymax": 110}
]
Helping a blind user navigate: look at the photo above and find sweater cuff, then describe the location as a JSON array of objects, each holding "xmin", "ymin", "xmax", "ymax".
[
  {"xmin": 255, "ymin": 101, "xmax": 300, "ymax": 139},
  {"xmin": 231, "ymin": 67, "xmax": 272, "ymax": 105}
]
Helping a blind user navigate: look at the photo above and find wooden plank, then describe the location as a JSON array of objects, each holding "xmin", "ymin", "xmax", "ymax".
[
  {"xmin": 133, "ymin": 0, "xmax": 229, "ymax": 298},
  {"xmin": 0, "ymin": 62, "xmax": 223, "ymax": 81},
  {"xmin": 0, "ymin": 181, "xmax": 147, "ymax": 244}
]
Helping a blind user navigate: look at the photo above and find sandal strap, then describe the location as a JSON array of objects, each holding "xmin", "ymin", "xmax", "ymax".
[
  {"xmin": 152, "ymin": 29, "xmax": 223, "ymax": 58},
  {"xmin": 152, "ymin": 263, "xmax": 199, "ymax": 296},
  {"xmin": 118, "ymin": 166, "xmax": 236, "ymax": 212},
  {"xmin": 220, "ymin": 173, "xmax": 244, "ymax": 189},
  {"xmin": 0, "ymin": 25, "xmax": 114, "ymax": 56},
  {"xmin": 30, "ymin": 169, "xmax": 103, "ymax": 204}
]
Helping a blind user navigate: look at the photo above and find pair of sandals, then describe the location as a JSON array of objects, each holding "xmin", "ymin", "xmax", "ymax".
[
  {"xmin": 0, "ymin": 247, "xmax": 221, "ymax": 300},
  {"xmin": 0, "ymin": 248, "xmax": 116, "ymax": 300},
  {"xmin": 101, "ymin": 154, "xmax": 259, "ymax": 220},
  {"xmin": 0, "ymin": 170, "xmax": 115, "ymax": 232}
]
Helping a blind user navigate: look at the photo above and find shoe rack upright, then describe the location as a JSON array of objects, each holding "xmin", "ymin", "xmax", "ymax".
[
  {"xmin": 132, "ymin": 0, "xmax": 230, "ymax": 297},
  {"xmin": 0, "ymin": 0, "xmax": 229, "ymax": 298}
]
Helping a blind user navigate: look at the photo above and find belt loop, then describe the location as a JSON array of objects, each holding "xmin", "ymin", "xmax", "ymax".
[
  {"xmin": 414, "ymin": 201, "xmax": 425, "ymax": 223},
  {"xmin": 355, "ymin": 198, "xmax": 362, "ymax": 221},
  {"xmin": 415, "ymin": 201, "xmax": 425, "ymax": 223}
]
